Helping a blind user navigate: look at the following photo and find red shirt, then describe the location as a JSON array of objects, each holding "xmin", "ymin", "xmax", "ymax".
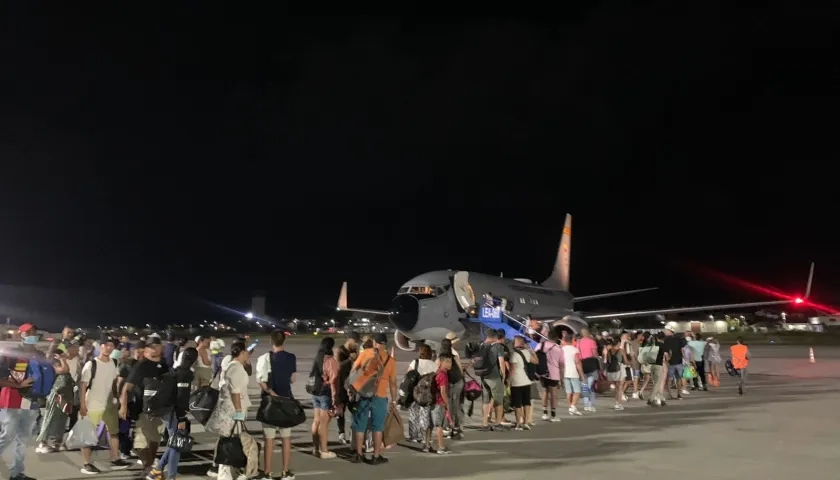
[
  {"xmin": 434, "ymin": 369, "xmax": 449, "ymax": 405},
  {"xmin": 0, "ymin": 349, "xmax": 40, "ymax": 410}
]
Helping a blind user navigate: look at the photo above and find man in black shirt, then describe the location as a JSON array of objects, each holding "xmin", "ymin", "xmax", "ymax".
[
  {"xmin": 336, "ymin": 332, "xmax": 360, "ymax": 444},
  {"xmin": 658, "ymin": 328, "xmax": 687, "ymax": 400},
  {"xmin": 649, "ymin": 332, "xmax": 668, "ymax": 406},
  {"xmin": 119, "ymin": 336, "xmax": 169, "ymax": 475}
]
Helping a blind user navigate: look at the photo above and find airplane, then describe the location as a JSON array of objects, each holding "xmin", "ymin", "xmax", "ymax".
[{"xmin": 337, "ymin": 214, "xmax": 815, "ymax": 351}]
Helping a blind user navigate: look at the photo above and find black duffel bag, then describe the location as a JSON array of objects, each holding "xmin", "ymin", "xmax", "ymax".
[
  {"xmin": 189, "ymin": 385, "xmax": 220, "ymax": 425},
  {"xmin": 256, "ymin": 395, "xmax": 306, "ymax": 429},
  {"xmin": 167, "ymin": 429, "xmax": 194, "ymax": 453}
]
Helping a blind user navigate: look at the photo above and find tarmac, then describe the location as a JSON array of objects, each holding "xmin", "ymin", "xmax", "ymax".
[{"xmin": 7, "ymin": 340, "xmax": 840, "ymax": 480}]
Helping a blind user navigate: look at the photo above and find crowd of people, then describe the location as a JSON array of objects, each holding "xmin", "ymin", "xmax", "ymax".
[{"xmin": 0, "ymin": 320, "xmax": 751, "ymax": 480}]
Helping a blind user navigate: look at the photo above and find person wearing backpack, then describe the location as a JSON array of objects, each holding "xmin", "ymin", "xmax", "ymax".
[
  {"xmin": 348, "ymin": 333, "xmax": 397, "ymax": 465},
  {"xmin": 120, "ymin": 336, "xmax": 170, "ymax": 477},
  {"xmin": 0, "ymin": 323, "xmax": 49, "ymax": 480},
  {"xmin": 509, "ymin": 335, "xmax": 538, "ymax": 430},
  {"xmin": 78, "ymin": 335, "xmax": 131, "ymax": 474},
  {"xmin": 534, "ymin": 329, "xmax": 562, "ymax": 422},
  {"xmin": 146, "ymin": 347, "xmax": 197, "ymax": 480},
  {"xmin": 438, "ymin": 334, "xmax": 465, "ymax": 439},
  {"xmin": 473, "ymin": 330, "xmax": 508, "ymax": 431},
  {"xmin": 406, "ymin": 344, "xmax": 436, "ymax": 447},
  {"xmin": 308, "ymin": 336, "xmax": 340, "ymax": 460}
]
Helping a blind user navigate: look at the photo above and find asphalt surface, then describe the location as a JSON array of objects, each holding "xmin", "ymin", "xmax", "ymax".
[{"xmin": 11, "ymin": 339, "xmax": 840, "ymax": 480}]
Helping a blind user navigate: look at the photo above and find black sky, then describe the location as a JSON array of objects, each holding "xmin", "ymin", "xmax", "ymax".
[{"xmin": 1, "ymin": 6, "xmax": 838, "ymax": 326}]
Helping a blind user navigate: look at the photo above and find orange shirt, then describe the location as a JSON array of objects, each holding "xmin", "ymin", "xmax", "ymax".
[
  {"xmin": 730, "ymin": 344, "xmax": 749, "ymax": 369},
  {"xmin": 352, "ymin": 348, "xmax": 396, "ymax": 399}
]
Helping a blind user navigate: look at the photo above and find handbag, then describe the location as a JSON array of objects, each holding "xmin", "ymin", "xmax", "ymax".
[
  {"xmin": 256, "ymin": 395, "xmax": 306, "ymax": 429},
  {"xmin": 214, "ymin": 422, "xmax": 248, "ymax": 469},
  {"xmin": 167, "ymin": 429, "xmax": 194, "ymax": 453},
  {"xmin": 190, "ymin": 369, "xmax": 221, "ymax": 425}
]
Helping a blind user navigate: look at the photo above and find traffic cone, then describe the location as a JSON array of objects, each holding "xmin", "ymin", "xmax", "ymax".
[{"xmin": 809, "ymin": 348, "xmax": 816, "ymax": 364}]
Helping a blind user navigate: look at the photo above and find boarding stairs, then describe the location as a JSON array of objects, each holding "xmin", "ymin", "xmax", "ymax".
[{"xmin": 466, "ymin": 304, "xmax": 549, "ymax": 348}]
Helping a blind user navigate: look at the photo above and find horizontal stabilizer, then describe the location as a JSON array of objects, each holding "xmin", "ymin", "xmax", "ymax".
[
  {"xmin": 574, "ymin": 287, "xmax": 658, "ymax": 303},
  {"xmin": 336, "ymin": 281, "xmax": 392, "ymax": 316}
]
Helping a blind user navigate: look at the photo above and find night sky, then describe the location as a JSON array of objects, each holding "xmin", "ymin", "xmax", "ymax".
[{"xmin": 1, "ymin": 6, "xmax": 837, "ymax": 327}]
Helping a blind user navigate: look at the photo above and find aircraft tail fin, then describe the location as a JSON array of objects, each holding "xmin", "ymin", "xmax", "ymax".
[
  {"xmin": 336, "ymin": 281, "xmax": 392, "ymax": 316},
  {"xmin": 805, "ymin": 262, "xmax": 814, "ymax": 298},
  {"xmin": 338, "ymin": 281, "xmax": 349, "ymax": 310},
  {"xmin": 542, "ymin": 214, "xmax": 572, "ymax": 291}
]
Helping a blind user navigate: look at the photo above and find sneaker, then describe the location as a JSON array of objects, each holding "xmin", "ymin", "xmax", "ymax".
[
  {"xmin": 35, "ymin": 444, "xmax": 53, "ymax": 454},
  {"xmin": 610, "ymin": 384, "xmax": 615, "ymax": 390},
  {"xmin": 318, "ymin": 451, "xmax": 337, "ymax": 459},
  {"xmin": 338, "ymin": 433, "xmax": 348, "ymax": 444},
  {"xmin": 350, "ymin": 453, "xmax": 365, "ymax": 463},
  {"xmin": 436, "ymin": 447, "xmax": 452, "ymax": 455},
  {"xmin": 681, "ymin": 389, "xmax": 690, "ymax": 395},
  {"xmin": 738, "ymin": 386, "xmax": 744, "ymax": 396},
  {"xmin": 442, "ymin": 429, "xmax": 452, "ymax": 437},
  {"xmin": 366, "ymin": 455, "xmax": 389, "ymax": 465},
  {"xmin": 207, "ymin": 465, "xmax": 219, "ymax": 477},
  {"xmin": 111, "ymin": 460, "xmax": 131, "ymax": 471},
  {"xmin": 120, "ymin": 453, "xmax": 133, "ymax": 461},
  {"xmin": 549, "ymin": 417, "xmax": 561, "ymax": 423},
  {"xmin": 514, "ymin": 424, "xmax": 523, "ymax": 431},
  {"xmin": 621, "ymin": 394, "xmax": 628, "ymax": 401},
  {"xmin": 638, "ymin": 392, "xmax": 645, "ymax": 401},
  {"xmin": 278, "ymin": 471, "xmax": 296, "ymax": 480},
  {"xmin": 541, "ymin": 413, "xmax": 549, "ymax": 421},
  {"xmin": 252, "ymin": 471, "xmax": 273, "ymax": 480},
  {"xmin": 584, "ymin": 405, "xmax": 596, "ymax": 412},
  {"xmin": 568, "ymin": 407, "xmax": 582, "ymax": 416},
  {"xmin": 631, "ymin": 392, "xmax": 639, "ymax": 399},
  {"xmin": 11, "ymin": 475, "xmax": 37, "ymax": 480},
  {"xmin": 499, "ymin": 420, "xmax": 513, "ymax": 427},
  {"xmin": 614, "ymin": 404, "xmax": 624, "ymax": 411},
  {"xmin": 81, "ymin": 464, "xmax": 102, "ymax": 475},
  {"xmin": 144, "ymin": 468, "xmax": 162, "ymax": 480},
  {"xmin": 522, "ymin": 423, "xmax": 531, "ymax": 431}
]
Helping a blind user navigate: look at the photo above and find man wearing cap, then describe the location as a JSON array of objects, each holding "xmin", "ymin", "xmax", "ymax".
[
  {"xmin": 0, "ymin": 323, "xmax": 44, "ymax": 480},
  {"xmin": 335, "ymin": 332, "xmax": 361, "ymax": 444},
  {"xmin": 348, "ymin": 333, "xmax": 397, "ymax": 465}
]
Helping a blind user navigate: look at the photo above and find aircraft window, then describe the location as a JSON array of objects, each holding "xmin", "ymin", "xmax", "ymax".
[
  {"xmin": 531, "ymin": 298, "xmax": 539, "ymax": 305},
  {"xmin": 435, "ymin": 286, "xmax": 446, "ymax": 296},
  {"xmin": 519, "ymin": 297, "xmax": 525, "ymax": 304},
  {"xmin": 407, "ymin": 285, "xmax": 435, "ymax": 296},
  {"xmin": 397, "ymin": 287, "xmax": 409, "ymax": 294}
]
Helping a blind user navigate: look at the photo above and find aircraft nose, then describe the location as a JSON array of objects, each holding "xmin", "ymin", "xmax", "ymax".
[{"xmin": 390, "ymin": 295, "xmax": 420, "ymax": 333}]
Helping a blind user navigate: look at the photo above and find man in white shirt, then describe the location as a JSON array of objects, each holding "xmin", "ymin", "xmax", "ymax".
[
  {"xmin": 79, "ymin": 336, "xmax": 130, "ymax": 474},
  {"xmin": 560, "ymin": 333, "xmax": 586, "ymax": 415}
]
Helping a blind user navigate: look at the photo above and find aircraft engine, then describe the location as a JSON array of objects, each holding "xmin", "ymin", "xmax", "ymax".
[
  {"xmin": 551, "ymin": 315, "xmax": 589, "ymax": 335},
  {"xmin": 394, "ymin": 330, "xmax": 415, "ymax": 351}
]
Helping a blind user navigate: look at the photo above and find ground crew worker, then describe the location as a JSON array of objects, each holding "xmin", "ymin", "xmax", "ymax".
[{"xmin": 729, "ymin": 337, "xmax": 750, "ymax": 396}]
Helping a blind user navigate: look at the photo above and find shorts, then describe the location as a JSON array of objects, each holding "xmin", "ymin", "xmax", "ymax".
[
  {"xmin": 562, "ymin": 377, "xmax": 582, "ymax": 394},
  {"xmin": 431, "ymin": 404, "xmax": 447, "ymax": 428},
  {"xmin": 540, "ymin": 378, "xmax": 559, "ymax": 389},
  {"xmin": 133, "ymin": 413, "xmax": 164, "ymax": 449},
  {"xmin": 624, "ymin": 366, "xmax": 641, "ymax": 380},
  {"xmin": 351, "ymin": 396, "xmax": 388, "ymax": 433},
  {"xmin": 509, "ymin": 385, "xmax": 531, "ymax": 408},
  {"xmin": 668, "ymin": 364, "xmax": 685, "ymax": 380},
  {"xmin": 481, "ymin": 377, "xmax": 505, "ymax": 406},
  {"xmin": 86, "ymin": 406, "xmax": 120, "ymax": 434},
  {"xmin": 263, "ymin": 424, "xmax": 292, "ymax": 439},
  {"xmin": 606, "ymin": 370, "xmax": 624, "ymax": 382},
  {"xmin": 312, "ymin": 394, "xmax": 333, "ymax": 410}
]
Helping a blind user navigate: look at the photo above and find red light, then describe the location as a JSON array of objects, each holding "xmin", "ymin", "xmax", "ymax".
[{"xmin": 795, "ymin": 298, "xmax": 804, "ymax": 304}]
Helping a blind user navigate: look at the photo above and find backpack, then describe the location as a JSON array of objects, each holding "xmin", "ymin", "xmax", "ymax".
[
  {"xmin": 398, "ymin": 359, "xmax": 421, "ymax": 407},
  {"xmin": 515, "ymin": 349, "xmax": 538, "ymax": 381},
  {"xmin": 535, "ymin": 348, "xmax": 549, "ymax": 378},
  {"xmin": 143, "ymin": 371, "xmax": 179, "ymax": 417},
  {"xmin": 305, "ymin": 360, "xmax": 325, "ymax": 395},
  {"xmin": 472, "ymin": 343, "xmax": 495, "ymax": 377},
  {"xmin": 345, "ymin": 349, "xmax": 391, "ymax": 399},
  {"xmin": 26, "ymin": 356, "xmax": 56, "ymax": 398},
  {"xmin": 606, "ymin": 351, "xmax": 621, "ymax": 373},
  {"xmin": 412, "ymin": 372, "xmax": 435, "ymax": 407},
  {"xmin": 463, "ymin": 377, "xmax": 482, "ymax": 401}
]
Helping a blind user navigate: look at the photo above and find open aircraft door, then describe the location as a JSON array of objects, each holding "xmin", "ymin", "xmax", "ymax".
[{"xmin": 452, "ymin": 271, "xmax": 476, "ymax": 312}]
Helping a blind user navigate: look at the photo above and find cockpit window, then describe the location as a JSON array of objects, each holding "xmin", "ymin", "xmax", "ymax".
[{"xmin": 397, "ymin": 285, "xmax": 450, "ymax": 297}]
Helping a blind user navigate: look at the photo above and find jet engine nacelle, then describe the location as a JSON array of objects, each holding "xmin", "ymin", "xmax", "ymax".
[
  {"xmin": 551, "ymin": 315, "xmax": 589, "ymax": 335},
  {"xmin": 394, "ymin": 330, "xmax": 416, "ymax": 351}
]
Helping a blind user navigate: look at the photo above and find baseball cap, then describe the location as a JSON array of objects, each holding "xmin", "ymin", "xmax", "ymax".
[
  {"xmin": 146, "ymin": 336, "xmax": 163, "ymax": 346},
  {"xmin": 18, "ymin": 323, "xmax": 37, "ymax": 334},
  {"xmin": 600, "ymin": 331, "xmax": 608, "ymax": 336},
  {"xmin": 373, "ymin": 333, "xmax": 388, "ymax": 345},
  {"xmin": 346, "ymin": 331, "xmax": 361, "ymax": 342}
]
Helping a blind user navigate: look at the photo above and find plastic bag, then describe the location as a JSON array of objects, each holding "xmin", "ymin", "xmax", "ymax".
[
  {"xmin": 66, "ymin": 417, "xmax": 99, "ymax": 450},
  {"xmin": 683, "ymin": 365, "xmax": 697, "ymax": 380}
]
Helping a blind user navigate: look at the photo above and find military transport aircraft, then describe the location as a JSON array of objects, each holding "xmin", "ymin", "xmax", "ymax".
[{"xmin": 338, "ymin": 214, "xmax": 814, "ymax": 351}]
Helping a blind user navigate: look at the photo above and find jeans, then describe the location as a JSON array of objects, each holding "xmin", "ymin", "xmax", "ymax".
[
  {"xmin": 0, "ymin": 408, "xmax": 39, "ymax": 477},
  {"xmin": 582, "ymin": 372, "xmax": 597, "ymax": 407},
  {"xmin": 156, "ymin": 412, "xmax": 181, "ymax": 479},
  {"xmin": 693, "ymin": 357, "xmax": 706, "ymax": 388},
  {"xmin": 446, "ymin": 380, "xmax": 464, "ymax": 431}
]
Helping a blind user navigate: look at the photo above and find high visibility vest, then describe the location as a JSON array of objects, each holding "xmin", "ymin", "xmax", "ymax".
[{"xmin": 730, "ymin": 344, "xmax": 749, "ymax": 369}]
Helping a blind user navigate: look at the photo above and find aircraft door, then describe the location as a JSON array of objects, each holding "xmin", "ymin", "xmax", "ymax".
[{"xmin": 452, "ymin": 271, "xmax": 476, "ymax": 312}]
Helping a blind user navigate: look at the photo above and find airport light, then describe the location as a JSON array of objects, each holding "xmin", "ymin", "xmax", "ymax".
[
  {"xmin": 795, "ymin": 297, "xmax": 804, "ymax": 304},
  {"xmin": 245, "ymin": 312, "xmax": 254, "ymax": 319}
]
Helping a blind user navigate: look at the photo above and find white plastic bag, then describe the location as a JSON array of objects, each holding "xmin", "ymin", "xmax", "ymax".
[{"xmin": 65, "ymin": 417, "xmax": 99, "ymax": 450}]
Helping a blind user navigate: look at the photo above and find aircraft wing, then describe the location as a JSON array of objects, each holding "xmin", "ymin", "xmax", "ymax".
[
  {"xmin": 582, "ymin": 299, "xmax": 794, "ymax": 320},
  {"xmin": 574, "ymin": 287, "xmax": 658, "ymax": 302}
]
